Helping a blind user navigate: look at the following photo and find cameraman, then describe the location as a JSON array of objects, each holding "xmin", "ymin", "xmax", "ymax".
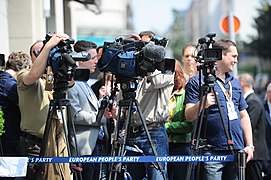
[
  {"xmin": 17, "ymin": 33, "xmax": 70, "ymax": 180},
  {"xmin": 105, "ymin": 31, "xmax": 174, "ymax": 180},
  {"xmin": 185, "ymin": 39, "xmax": 253, "ymax": 180}
]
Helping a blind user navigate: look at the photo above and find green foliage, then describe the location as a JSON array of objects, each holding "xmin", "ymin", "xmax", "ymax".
[
  {"xmin": 0, "ymin": 107, "xmax": 5, "ymax": 136},
  {"xmin": 246, "ymin": 2, "xmax": 271, "ymax": 60},
  {"xmin": 165, "ymin": 9, "xmax": 190, "ymax": 60},
  {"xmin": 238, "ymin": 64, "xmax": 257, "ymax": 75}
]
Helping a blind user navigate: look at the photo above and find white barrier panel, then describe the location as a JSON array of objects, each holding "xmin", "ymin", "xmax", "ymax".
[{"xmin": 0, "ymin": 157, "xmax": 28, "ymax": 177}]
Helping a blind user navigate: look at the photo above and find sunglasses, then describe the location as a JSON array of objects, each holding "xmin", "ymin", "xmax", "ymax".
[{"xmin": 33, "ymin": 50, "xmax": 40, "ymax": 58}]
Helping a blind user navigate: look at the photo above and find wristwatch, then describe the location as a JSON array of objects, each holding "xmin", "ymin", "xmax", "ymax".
[{"xmin": 246, "ymin": 144, "xmax": 255, "ymax": 151}]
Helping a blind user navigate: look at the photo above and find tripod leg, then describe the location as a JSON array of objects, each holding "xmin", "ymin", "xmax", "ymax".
[
  {"xmin": 186, "ymin": 87, "xmax": 209, "ymax": 180},
  {"xmin": 61, "ymin": 100, "xmax": 83, "ymax": 180},
  {"xmin": 38, "ymin": 99, "xmax": 71, "ymax": 179},
  {"xmin": 133, "ymin": 100, "xmax": 167, "ymax": 180},
  {"xmin": 40, "ymin": 100, "xmax": 56, "ymax": 157},
  {"xmin": 108, "ymin": 101, "xmax": 127, "ymax": 180}
]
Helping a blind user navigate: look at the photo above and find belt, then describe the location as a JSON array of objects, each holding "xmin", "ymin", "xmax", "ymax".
[
  {"xmin": 21, "ymin": 132, "xmax": 43, "ymax": 144},
  {"xmin": 130, "ymin": 123, "xmax": 164, "ymax": 133}
]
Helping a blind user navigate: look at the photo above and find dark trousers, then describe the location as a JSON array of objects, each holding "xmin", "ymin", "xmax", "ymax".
[
  {"xmin": 81, "ymin": 140, "xmax": 102, "ymax": 180},
  {"xmin": 168, "ymin": 142, "xmax": 193, "ymax": 180},
  {"xmin": 18, "ymin": 136, "xmax": 42, "ymax": 180},
  {"xmin": 246, "ymin": 160, "xmax": 263, "ymax": 180}
]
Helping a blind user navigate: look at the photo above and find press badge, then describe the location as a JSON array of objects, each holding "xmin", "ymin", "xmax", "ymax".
[{"xmin": 227, "ymin": 101, "xmax": 238, "ymax": 120}]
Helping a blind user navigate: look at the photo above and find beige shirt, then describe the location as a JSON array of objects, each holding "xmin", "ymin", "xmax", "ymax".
[
  {"xmin": 17, "ymin": 69, "xmax": 51, "ymax": 138},
  {"xmin": 130, "ymin": 70, "xmax": 174, "ymax": 127}
]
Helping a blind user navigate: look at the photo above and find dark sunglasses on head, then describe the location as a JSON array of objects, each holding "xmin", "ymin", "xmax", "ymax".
[{"xmin": 33, "ymin": 50, "xmax": 40, "ymax": 58}]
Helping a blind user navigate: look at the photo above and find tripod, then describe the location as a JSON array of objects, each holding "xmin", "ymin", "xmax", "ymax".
[
  {"xmin": 38, "ymin": 82, "xmax": 82, "ymax": 180},
  {"xmin": 185, "ymin": 63, "xmax": 236, "ymax": 180},
  {"xmin": 108, "ymin": 79, "xmax": 167, "ymax": 180}
]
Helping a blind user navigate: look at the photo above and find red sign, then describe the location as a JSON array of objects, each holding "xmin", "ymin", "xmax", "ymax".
[{"xmin": 220, "ymin": 16, "xmax": 240, "ymax": 34}]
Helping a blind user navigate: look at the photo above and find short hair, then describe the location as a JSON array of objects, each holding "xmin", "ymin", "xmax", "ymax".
[
  {"xmin": 182, "ymin": 43, "xmax": 197, "ymax": 56},
  {"xmin": 213, "ymin": 39, "xmax": 237, "ymax": 54},
  {"xmin": 238, "ymin": 73, "xmax": 254, "ymax": 87},
  {"xmin": 73, "ymin": 40, "xmax": 97, "ymax": 52},
  {"xmin": 6, "ymin": 51, "xmax": 32, "ymax": 71},
  {"xmin": 139, "ymin": 31, "xmax": 155, "ymax": 38}
]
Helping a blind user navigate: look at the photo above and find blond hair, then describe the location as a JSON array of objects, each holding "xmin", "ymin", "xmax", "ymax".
[{"xmin": 6, "ymin": 51, "xmax": 32, "ymax": 71}]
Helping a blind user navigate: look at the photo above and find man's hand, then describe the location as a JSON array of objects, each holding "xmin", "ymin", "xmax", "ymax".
[
  {"xmin": 104, "ymin": 106, "xmax": 117, "ymax": 119},
  {"xmin": 99, "ymin": 86, "xmax": 106, "ymax": 99},
  {"xmin": 185, "ymin": 92, "xmax": 216, "ymax": 122},
  {"xmin": 243, "ymin": 145, "xmax": 254, "ymax": 162},
  {"xmin": 205, "ymin": 92, "xmax": 216, "ymax": 108},
  {"xmin": 45, "ymin": 33, "xmax": 69, "ymax": 49}
]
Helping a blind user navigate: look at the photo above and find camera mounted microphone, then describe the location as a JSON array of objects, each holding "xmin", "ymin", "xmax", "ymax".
[{"xmin": 142, "ymin": 43, "xmax": 166, "ymax": 62}]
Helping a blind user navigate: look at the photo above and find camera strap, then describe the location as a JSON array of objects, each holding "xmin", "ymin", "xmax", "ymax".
[{"xmin": 99, "ymin": 49, "xmax": 123, "ymax": 71}]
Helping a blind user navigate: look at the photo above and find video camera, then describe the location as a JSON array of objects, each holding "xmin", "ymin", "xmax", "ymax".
[
  {"xmin": 195, "ymin": 33, "xmax": 222, "ymax": 63},
  {"xmin": 195, "ymin": 33, "xmax": 223, "ymax": 85},
  {"xmin": 150, "ymin": 36, "xmax": 169, "ymax": 48},
  {"xmin": 43, "ymin": 34, "xmax": 91, "ymax": 91},
  {"xmin": 97, "ymin": 36, "xmax": 175, "ymax": 79}
]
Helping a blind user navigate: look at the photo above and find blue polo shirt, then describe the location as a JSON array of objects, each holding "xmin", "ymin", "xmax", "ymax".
[
  {"xmin": 0, "ymin": 71, "xmax": 21, "ymax": 155},
  {"xmin": 185, "ymin": 73, "xmax": 247, "ymax": 150}
]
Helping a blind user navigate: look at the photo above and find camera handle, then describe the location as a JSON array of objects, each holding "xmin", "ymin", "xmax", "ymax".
[
  {"xmin": 108, "ymin": 95, "xmax": 167, "ymax": 180},
  {"xmin": 185, "ymin": 74, "xmax": 237, "ymax": 180}
]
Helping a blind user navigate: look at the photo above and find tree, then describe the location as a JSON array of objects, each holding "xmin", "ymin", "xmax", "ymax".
[
  {"xmin": 165, "ymin": 9, "xmax": 190, "ymax": 60},
  {"xmin": 246, "ymin": 2, "xmax": 271, "ymax": 61}
]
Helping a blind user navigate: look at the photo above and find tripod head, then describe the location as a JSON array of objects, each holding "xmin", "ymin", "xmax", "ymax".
[
  {"xmin": 51, "ymin": 78, "xmax": 70, "ymax": 101},
  {"xmin": 116, "ymin": 76, "xmax": 138, "ymax": 100},
  {"xmin": 197, "ymin": 62, "xmax": 217, "ymax": 89}
]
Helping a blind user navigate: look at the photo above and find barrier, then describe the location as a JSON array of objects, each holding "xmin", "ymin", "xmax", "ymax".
[
  {"xmin": 27, "ymin": 155, "xmax": 235, "ymax": 163},
  {"xmin": 0, "ymin": 155, "xmax": 236, "ymax": 177}
]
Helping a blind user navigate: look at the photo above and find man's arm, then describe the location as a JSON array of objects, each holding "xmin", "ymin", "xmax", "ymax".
[
  {"xmin": 22, "ymin": 34, "xmax": 69, "ymax": 85},
  {"xmin": 147, "ymin": 70, "xmax": 174, "ymax": 89},
  {"xmin": 240, "ymin": 109, "xmax": 254, "ymax": 161},
  {"xmin": 185, "ymin": 93, "xmax": 216, "ymax": 122}
]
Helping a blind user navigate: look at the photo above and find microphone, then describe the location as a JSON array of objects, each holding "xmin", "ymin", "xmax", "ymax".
[{"xmin": 142, "ymin": 43, "xmax": 166, "ymax": 62}]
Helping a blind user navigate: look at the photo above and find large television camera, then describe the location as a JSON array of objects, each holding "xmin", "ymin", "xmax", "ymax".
[
  {"xmin": 195, "ymin": 33, "xmax": 222, "ymax": 63},
  {"xmin": 97, "ymin": 36, "xmax": 175, "ymax": 79},
  {"xmin": 43, "ymin": 34, "xmax": 91, "ymax": 92}
]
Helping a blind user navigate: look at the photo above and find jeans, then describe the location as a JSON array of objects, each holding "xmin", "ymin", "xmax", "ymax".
[
  {"xmin": 200, "ymin": 150, "xmax": 238, "ymax": 180},
  {"xmin": 126, "ymin": 126, "xmax": 168, "ymax": 180}
]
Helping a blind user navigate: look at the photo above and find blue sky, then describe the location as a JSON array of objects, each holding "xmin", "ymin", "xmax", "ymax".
[{"xmin": 131, "ymin": 0, "xmax": 192, "ymax": 35}]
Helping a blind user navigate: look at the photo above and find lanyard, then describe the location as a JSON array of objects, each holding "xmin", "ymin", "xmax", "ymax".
[{"xmin": 217, "ymin": 80, "xmax": 232, "ymax": 101}]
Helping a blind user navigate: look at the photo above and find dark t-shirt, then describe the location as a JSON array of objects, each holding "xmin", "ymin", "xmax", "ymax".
[{"xmin": 185, "ymin": 73, "xmax": 247, "ymax": 150}]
